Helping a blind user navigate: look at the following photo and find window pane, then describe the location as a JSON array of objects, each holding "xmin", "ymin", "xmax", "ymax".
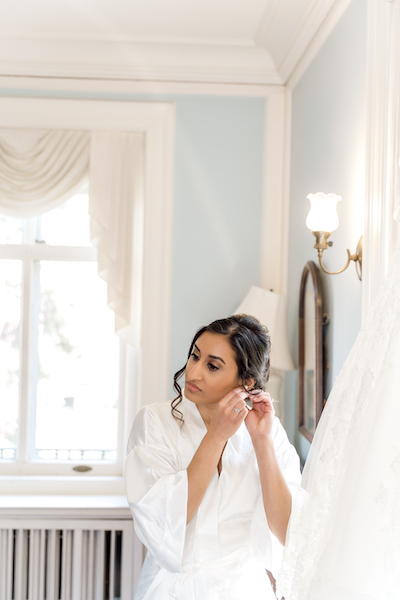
[
  {"xmin": 0, "ymin": 215, "xmax": 23, "ymax": 244},
  {"xmin": 35, "ymin": 261, "xmax": 119, "ymax": 461},
  {"xmin": 39, "ymin": 192, "xmax": 91, "ymax": 247},
  {"xmin": 0, "ymin": 259, "xmax": 21, "ymax": 460}
]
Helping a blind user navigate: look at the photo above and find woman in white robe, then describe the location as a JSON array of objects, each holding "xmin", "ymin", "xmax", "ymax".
[{"xmin": 125, "ymin": 314, "xmax": 301, "ymax": 600}]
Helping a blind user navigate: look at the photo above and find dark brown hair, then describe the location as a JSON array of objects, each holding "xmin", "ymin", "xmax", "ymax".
[{"xmin": 171, "ymin": 314, "xmax": 271, "ymax": 423}]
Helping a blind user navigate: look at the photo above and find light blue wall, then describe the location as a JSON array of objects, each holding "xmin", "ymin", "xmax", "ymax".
[
  {"xmin": 0, "ymin": 87, "xmax": 265, "ymax": 393},
  {"xmin": 169, "ymin": 97, "xmax": 265, "ymax": 385},
  {"xmin": 285, "ymin": 0, "xmax": 367, "ymax": 461}
]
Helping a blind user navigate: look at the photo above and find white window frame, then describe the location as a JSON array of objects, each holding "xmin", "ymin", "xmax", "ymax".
[
  {"xmin": 0, "ymin": 213, "xmax": 127, "ymax": 476},
  {"xmin": 0, "ymin": 97, "xmax": 175, "ymax": 493}
]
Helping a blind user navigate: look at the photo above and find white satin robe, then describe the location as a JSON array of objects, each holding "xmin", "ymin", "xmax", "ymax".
[{"xmin": 125, "ymin": 397, "xmax": 301, "ymax": 600}]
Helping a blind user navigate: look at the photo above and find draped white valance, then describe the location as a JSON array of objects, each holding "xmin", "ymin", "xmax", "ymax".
[
  {"xmin": 0, "ymin": 128, "xmax": 145, "ymax": 346},
  {"xmin": 0, "ymin": 129, "xmax": 90, "ymax": 217}
]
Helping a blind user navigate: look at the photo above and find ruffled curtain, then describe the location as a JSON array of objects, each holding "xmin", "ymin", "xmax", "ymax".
[
  {"xmin": 89, "ymin": 131, "xmax": 144, "ymax": 345},
  {"xmin": 0, "ymin": 128, "xmax": 144, "ymax": 346},
  {"xmin": 0, "ymin": 129, "xmax": 90, "ymax": 217}
]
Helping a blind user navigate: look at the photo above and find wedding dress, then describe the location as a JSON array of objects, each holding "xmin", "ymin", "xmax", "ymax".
[{"xmin": 277, "ymin": 227, "xmax": 400, "ymax": 600}]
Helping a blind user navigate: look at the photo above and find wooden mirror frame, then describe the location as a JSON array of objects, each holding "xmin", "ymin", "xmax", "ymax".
[{"xmin": 298, "ymin": 261, "xmax": 324, "ymax": 442}]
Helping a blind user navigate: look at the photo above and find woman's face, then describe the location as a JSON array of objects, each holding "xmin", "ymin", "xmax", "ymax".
[{"xmin": 184, "ymin": 332, "xmax": 242, "ymax": 405}]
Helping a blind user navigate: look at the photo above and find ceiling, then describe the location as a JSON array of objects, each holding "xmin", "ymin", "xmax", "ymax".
[{"xmin": 0, "ymin": 0, "xmax": 347, "ymax": 85}]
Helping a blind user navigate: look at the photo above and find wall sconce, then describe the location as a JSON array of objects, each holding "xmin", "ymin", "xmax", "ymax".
[{"xmin": 306, "ymin": 192, "xmax": 363, "ymax": 280}]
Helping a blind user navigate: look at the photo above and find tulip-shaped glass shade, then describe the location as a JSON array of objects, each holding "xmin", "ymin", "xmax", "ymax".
[{"xmin": 306, "ymin": 192, "xmax": 342, "ymax": 232}]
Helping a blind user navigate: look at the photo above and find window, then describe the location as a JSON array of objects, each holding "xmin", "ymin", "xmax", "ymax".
[{"xmin": 0, "ymin": 189, "xmax": 124, "ymax": 476}]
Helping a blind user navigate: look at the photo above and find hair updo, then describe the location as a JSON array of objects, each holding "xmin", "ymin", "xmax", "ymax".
[{"xmin": 171, "ymin": 314, "xmax": 271, "ymax": 423}]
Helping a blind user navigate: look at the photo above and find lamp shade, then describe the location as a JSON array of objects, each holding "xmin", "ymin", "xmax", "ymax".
[
  {"xmin": 306, "ymin": 192, "xmax": 341, "ymax": 232},
  {"xmin": 235, "ymin": 286, "xmax": 295, "ymax": 371}
]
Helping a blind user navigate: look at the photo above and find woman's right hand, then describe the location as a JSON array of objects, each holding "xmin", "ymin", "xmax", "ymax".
[{"xmin": 207, "ymin": 387, "xmax": 249, "ymax": 444}]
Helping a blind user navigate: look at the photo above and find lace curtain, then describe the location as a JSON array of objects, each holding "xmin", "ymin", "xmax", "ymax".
[{"xmin": 0, "ymin": 128, "xmax": 144, "ymax": 346}]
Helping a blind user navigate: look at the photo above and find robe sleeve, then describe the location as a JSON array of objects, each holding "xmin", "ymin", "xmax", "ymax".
[
  {"xmin": 250, "ymin": 418, "xmax": 302, "ymax": 576},
  {"xmin": 125, "ymin": 406, "xmax": 189, "ymax": 574}
]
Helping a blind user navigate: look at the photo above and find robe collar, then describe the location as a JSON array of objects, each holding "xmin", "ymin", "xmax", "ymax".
[{"xmin": 180, "ymin": 395, "xmax": 248, "ymax": 458}]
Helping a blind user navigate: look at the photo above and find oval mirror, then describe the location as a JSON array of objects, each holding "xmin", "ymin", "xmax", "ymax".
[{"xmin": 298, "ymin": 261, "xmax": 326, "ymax": 442}]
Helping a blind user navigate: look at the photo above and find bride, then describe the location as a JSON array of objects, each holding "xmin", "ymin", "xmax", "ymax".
[{"xmin": 277, "ymin": 215, "xmax": 400, "ymax": 599}]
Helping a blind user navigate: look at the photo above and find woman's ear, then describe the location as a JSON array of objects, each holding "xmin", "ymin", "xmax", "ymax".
[{"xmin": 243, "ymin": 378, "xmax": 256, "ymax": 392}]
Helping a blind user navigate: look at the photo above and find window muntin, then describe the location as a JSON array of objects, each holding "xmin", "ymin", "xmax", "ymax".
[{"xmin": 0, "ymin": 191, "xmax": 122, "ymax": 475}]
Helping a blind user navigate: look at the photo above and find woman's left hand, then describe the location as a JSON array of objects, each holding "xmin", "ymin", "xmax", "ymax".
[{"xmin": 244, "ymin": 391, "xmax": 275, "ymax": 440}]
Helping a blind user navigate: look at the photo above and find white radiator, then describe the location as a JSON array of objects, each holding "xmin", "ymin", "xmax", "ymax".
[{"xmin": 0, "ymin": 518, "xmax": 142, "ymax": 600}]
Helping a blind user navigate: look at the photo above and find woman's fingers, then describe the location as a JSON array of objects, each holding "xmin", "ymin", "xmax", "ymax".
[
  {"xmin": 251, "ymin": 392, "xmax": 275, "ymax": 415},
  {"xmin": 232, "ymin": 399, "xmax": 247, "ymax": 414},
  {"xmin": 224, "ymin": 388, "xmax": 248, "ymax": 406},
  {"xmin": 222, "ymin": 389, "xmax": 274, "ymax": 419},
  {"xmin": 208, "ymin": 393, "xmax": 249, "ymax": 443},
  {"xmin": 234, "ymin": 404, "xmax": 249, "ymax": 420},
  {"xmin": 251, "ymin": 391, "xmax": 272, "ymax": 405}
]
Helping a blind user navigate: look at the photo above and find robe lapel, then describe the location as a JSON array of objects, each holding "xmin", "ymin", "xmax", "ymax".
[
  {"xmin": 219, "ymin": 424, "xmax": 255, "ymax": 514},
  {"xmin": 180, "ymin": 396, "xmax": 208, "ymax": 454},
  {"xmin": 180, "ymin": 397, "xmax": 220, "ymax": 561}
]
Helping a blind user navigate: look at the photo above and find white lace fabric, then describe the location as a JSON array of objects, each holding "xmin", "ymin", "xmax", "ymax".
[{"xmin": 277, "ymin": 236, "xmax": 400, "ymax": 600}]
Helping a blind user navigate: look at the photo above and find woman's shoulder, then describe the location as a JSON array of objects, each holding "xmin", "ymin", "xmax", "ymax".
[
  {"xmin": 133, "ymin": 401, "xmax": 175, "ymax": 431},
  {"xmin": 271, "ymin": 416, "xmax": 291, "ymax": 446},
  {"xmin": 127, "ymin": 401, "xmax": 179, "ymax": 451},
  {"xmin": 136, "ymin": 401, "xmax": 173, "ymax": 421},
  {"xmin": 271, "ymin": 417, "xmax": 301, "ymax": 474}
]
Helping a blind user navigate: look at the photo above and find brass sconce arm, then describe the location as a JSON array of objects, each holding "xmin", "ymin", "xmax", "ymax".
[{"xmin": 312, "ymin": 232, "xmax": 363, "ymax": 280}]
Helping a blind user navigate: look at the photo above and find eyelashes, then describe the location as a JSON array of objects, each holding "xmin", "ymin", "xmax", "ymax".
[
  {"xmin": 189, "ymin": 352, "xmax": 219, "ymax": 371},
  {"xmin": 208, "ymin": 363, "xmax": 219, "ymax": 371}
]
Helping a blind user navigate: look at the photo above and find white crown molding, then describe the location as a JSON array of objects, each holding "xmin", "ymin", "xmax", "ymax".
[
  {"xmin": 0, "ymin": 2, "xmax": 358, "ymax": 88},
  {"xmin": 0, "ymin": 30, "xmax": 256, "ymax": 47},
  {"xmin": 363, "ymin": 0, "xmax": 400, "ymax": 321},
  {"xmin": 0, "ymin": 96, "xmax": 174, "ymax": 412},
  {"xmin": 0, "ymin": 38, "xmax": 283, "ymax": 85},
  {"xmin": 284, "ymin": 0, "xmax": 353, "ymax": 88},
  {"xmin": 254, "ymin": 0, "xmax": 281, "ymax": 47},
  {"xmin": 0, "ymin": 61, "xmax": 280, "ymax": 85},
  {"xmin": 0, "ymin": 75, "xmax": 283, "ymax": 97}
]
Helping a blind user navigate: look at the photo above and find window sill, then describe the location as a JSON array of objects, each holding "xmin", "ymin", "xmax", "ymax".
[
  {"xmin": 0, "ymin": 475, "xmax": 126, "ymax": 497},
  {"xmin": 0, "ymin": 493, "xmax": 131, "ymax": 520}
]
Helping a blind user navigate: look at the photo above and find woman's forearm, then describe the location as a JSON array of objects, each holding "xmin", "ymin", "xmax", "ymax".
[
  {"xmin": 252, "ymin": 437, "xmax": 292, "ymax": 545},
  {"xmin": 186, "ymin": 432, "xmax": 225, "ymax": 524}
]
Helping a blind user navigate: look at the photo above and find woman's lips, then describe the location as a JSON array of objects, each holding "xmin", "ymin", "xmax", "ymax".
[{"xmin": 186, "ymin": 381, "xmax": 201, "ymax": 392}]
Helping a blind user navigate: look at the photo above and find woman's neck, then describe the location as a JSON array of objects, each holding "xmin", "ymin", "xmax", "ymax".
[{"xmin": 196, "ymin": 403, "xmax": 216, "ymax": 429}]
